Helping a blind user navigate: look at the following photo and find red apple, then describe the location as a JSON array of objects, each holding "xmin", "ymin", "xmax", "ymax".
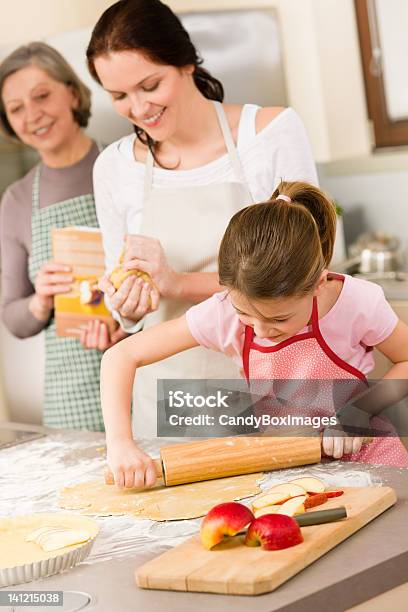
[
  {"xmin": 304, "ymin": 492, "xmax": 328, "ymax": 509},
  {"xmin": 245, "ymin": 514, "xmax": 303, "ymax": 550},
  {"xmin": 200, "ymin": 502, "xmax": 254, "ymax": 550}
]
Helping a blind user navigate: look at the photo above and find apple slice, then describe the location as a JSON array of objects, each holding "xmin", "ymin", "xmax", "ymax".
[
  {"xmin": 326, "ymin": 489, "xmax": 344, "ymax": 498},
  {"xmin": 304, "ymin": 492, "xmax": 328, "ymax": 509},
  {"xmin": 245, "ymin": 514, "xmax": 303, "ymax": 550},
  {"xmin": 254, "ymin": 506, "xmax": 283, "ymax": 518},
  {"xmin": 288, "ymin": 477, "xmax": 325, "ymax": 494},
  {"xmin": 267, "ymin": 483, "xmax": 307, "ymax": 498},
  {"xmin": 200, "ymin": 502, "xmax": 254, "ymax": 550},
  {"xmin": 252, "ymin": 492, "xmax": 290, "ymax": 511},
  {"xmin": 277, "ymin": 495, "xmax": 307, "ymax": 517}
]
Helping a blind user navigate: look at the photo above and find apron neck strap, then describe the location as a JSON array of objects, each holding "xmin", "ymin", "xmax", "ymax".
[
  {"xmin": 143, "ymin": 101, "xmax": 253, "ymax": 203},
  {"xmin": 144, "ymin": 148, "xmax": 154, "ymax": 202},
  {"xmin": 212, "ymin": 100, "xmax": 249, "ymax": 188},
  {"xmin": 32, "ymin": 164, "xmax": 42, "ymax": 212},
  {"xmin": 310, "ymin": 296, "xmax": 320, "ymax": 334},
  {"xmin": 243, "ymin": 324, "xmax": 255, "ymax": 383}
]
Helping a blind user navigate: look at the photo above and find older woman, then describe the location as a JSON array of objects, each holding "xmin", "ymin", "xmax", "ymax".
[
  {"xmin": 87, "ymin": 0, "xmax": 318, "ymax": 438},
  {"xmin": 0, "ymin": 42, "xmax": 126, "ymax": 430}
]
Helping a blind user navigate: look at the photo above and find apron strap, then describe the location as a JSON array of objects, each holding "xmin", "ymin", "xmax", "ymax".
[
  {"xmin": 213, "ymin": 101, "xmax": 253, "ymax": 202},
  {"xmin": 144, "ymin": 149, "xmax": 154, "ymax": 203},
  {"xmin": 243, "ymin": 325, "xmax": 255, "ymax": 383},
  {"xmin": 31, "ymin": 165, "xmax": 42, "ymax": 213},
  {"xmin": 143, "ymin": 102, "xmax": 254, "ymax": 204}
]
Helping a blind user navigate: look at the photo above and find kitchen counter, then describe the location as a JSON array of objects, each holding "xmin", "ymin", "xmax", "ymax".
[{"xmin": 1, "ymin": 423, "xmax": 407, "ymax": 612}]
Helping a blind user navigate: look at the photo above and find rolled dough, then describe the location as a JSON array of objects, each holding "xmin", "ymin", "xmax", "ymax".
[{"xmin": 59, "ymin": 473, "xmax": 264, "ymax": 521}]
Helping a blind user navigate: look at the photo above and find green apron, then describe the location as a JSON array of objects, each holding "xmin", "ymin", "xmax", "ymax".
[{"xmin": 28, "ymin": 164, "xmax": 104, "ymax": 431}]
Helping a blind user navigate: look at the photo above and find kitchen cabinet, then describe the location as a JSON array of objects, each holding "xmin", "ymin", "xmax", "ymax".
[{"xmin": 168, "ymin": 0, "xmax": 372, "ymax": 163}]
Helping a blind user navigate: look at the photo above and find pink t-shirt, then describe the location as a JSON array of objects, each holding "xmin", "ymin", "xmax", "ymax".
[{"xmin": 186, "ymin": 275, "xmax": 398, "ymax": 376}]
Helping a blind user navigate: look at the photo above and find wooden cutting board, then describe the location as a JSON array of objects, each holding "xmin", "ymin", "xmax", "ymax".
[{"xmin": 136, "ymin": 486, "xmax": 396, "ymax": 595}]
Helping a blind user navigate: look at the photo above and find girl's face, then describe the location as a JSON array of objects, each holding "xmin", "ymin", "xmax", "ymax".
[
  {"xmin": 94, "ymin": 50, "xmax": 194, "ymax": 141},
  {"xmin": 230, "ymin": 276, "xmax": 326, "ymax": 342},
  {"xmin": 2, "ymin": 64, "xmax": 80, "ymax": 158}
]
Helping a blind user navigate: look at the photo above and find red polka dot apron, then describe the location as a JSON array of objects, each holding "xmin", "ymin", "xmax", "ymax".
[{"xmin": 242, "ymin": 281, "xmax": 408, "ymax": 467}]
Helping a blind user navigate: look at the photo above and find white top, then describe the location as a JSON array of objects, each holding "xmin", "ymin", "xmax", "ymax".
[{"xmin": 93, "ymin": 105, "xmax": 318, "ymax": 275}]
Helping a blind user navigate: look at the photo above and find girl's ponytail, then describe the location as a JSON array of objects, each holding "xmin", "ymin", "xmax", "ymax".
[
  {"xmin": 219, "ymin": 181, "xmax": 338, "ymax": 299},
  {"xmin": 272, "ymin": 182, "xmax": 337, "ymax": 266}
]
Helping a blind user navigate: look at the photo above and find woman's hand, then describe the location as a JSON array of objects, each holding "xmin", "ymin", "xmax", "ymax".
[
  {"xmin": 29, "ymin": 261, "xmax": 73, "ymax": 320},
  {"xmin": 99, "ymin": 274, "xmax": 160, "ymax": 322},
  {"xmin": 321, "ymin": 428, "xmax": 367, "ymax": 459},
  {"xmin": 106, "ymin": 438, "xmax": 158, "ymax": 489},
  {"xmin": 123, "ymin": 234, "xmax": 182, "ymax": 299},
  {"xmin": 79, "ymin": 320, "xmax": 129, "ymax": 351}
]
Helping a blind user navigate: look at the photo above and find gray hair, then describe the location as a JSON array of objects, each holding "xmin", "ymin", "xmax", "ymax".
[{"xmin": 0, "ymin": 41, "xmax": 91, "ymax": 139}]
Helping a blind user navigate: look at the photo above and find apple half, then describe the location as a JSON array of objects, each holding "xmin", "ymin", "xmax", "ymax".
[
  {"xmin": 245, "ymin": 514, "xmax": 304, "ymax": 550},
  {"xmin": 200, "ymin": 502, "xmax": 254, "ymax": 550}
]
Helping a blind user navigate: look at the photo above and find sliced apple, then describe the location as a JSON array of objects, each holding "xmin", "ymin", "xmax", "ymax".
[
  {"xmin": 288, "ymin": 477, "xmax": 325, "ymax": 494},
  {"xmin": 254, "ymin": 506, "xmax": 283, "ymax": 518},
  {"xmin": 267, "ymin": 483, "xmax": 307, "ymax": 498},
  {"xmin": 277, "ymin": 495, "xmax": 307, "ymax": 517},
  {"xmin": 304, "ymin": 492, "xmax": 328, "ymax": 509},
  {"xmin": 326, "ymin": 489, "xmax": 344, "ymax": 498},
  {"xmin": 252, "ymin": 492, "xmax": 290, "ymax": 511}
]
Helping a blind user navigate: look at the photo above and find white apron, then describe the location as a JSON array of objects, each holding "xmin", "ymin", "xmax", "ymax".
[{"xmin": 133, "ymin": 101, "xmax": 253, "ymax": 438}]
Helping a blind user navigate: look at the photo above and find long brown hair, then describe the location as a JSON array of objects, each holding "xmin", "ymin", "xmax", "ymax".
[
  {"xmin": 218, "ymin": 181, "xmax": 337, "ymax": 299},
  {"xmin": 86, "ymin": 0, "xmax": 224, "ymax": 166}
]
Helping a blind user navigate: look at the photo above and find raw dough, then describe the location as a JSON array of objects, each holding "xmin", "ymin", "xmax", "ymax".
[
  {"xmin": 0, "ymin": 513, "xmax": 99, "ymax": 569},
  {"xmin": 26, "ymin": 526, "xmax": 92, "ymax": 551},
  {"xmin": 59, "ymin": 473, "xmax": 264, "ymax": 521}
]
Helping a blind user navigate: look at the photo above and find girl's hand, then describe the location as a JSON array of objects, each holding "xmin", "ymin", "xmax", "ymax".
[
  {"xmin": 106, "ymin": 439, "xmax": 157, "ymax": 489},
  {"xmin": 79, "ymin": 320, "xmax": 129, "ymax": 351},
  {"xmin": 30, "ymin": 262, "xmax": 73, "ymax": 320},
  {"xmin": 123, "ymin": 234, "xmax": 181, "ymax": 299},
  {"xmin": 99, "ymin": 274, "xmax": 160, "ymax": 322},
  {"xmin": 322, "ymin": 428, "xmax": 367, "ymax": 458}
]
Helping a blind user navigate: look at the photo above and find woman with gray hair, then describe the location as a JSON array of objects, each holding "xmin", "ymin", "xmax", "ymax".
[{"xmin": 0, "ymin": 42, "xmax": 126, "ymax": 430}]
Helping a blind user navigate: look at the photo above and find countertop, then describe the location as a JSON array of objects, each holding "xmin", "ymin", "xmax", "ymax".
[{"xmin": 0, "ymin": 422, "xmax": 407, "ymax": 612}]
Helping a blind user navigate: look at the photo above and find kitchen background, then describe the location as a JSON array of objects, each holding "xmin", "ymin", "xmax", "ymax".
[{"xmin": 0, "ymin": 0, "xmax": 407, "ymax": 423}]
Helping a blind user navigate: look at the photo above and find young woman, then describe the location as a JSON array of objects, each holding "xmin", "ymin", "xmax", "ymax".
[
  {"xmin": 86, "ymin": 0, "xmax": 320, "ymax": 438},
  {"xmin": 100, "ymin": 181, "xmax": 408, "ymax": 488},
  {"xmin": 0, "ymin": 42, "xmax": 126, "ymax": 430}
]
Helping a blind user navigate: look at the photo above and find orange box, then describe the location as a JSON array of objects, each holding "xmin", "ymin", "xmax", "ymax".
[{"xmin": 52, "ymin": 227, "xmax": 116, "ymax": 338}]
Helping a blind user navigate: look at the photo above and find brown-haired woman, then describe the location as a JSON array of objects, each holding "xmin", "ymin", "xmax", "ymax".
[
  {"xmin": 0, "ymin": 42, "xmax": 126, "ymax": 430},
  {"xmin": 86, "ymin": 0, "xmax": 318, "ymax": 439},
  {"xmin": 100, "ymin": 181, "xmax": 408, "ymax": 488}
]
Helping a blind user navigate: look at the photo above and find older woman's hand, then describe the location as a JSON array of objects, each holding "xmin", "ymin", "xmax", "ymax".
[
  {"xmin": 29, "ymin": 261, "xmax": 73, "ymax": 321},
  {"xmin": 98, "ymin": 274, "xmax": 160, "ymax": 322},
  {"xmin": 122, "ymin": 234, "xmax": 182, "ymax": 299}
]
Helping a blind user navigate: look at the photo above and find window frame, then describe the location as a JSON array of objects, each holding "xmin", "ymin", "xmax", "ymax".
[{"xmin": 355, "ymin": 0, "xmax": 408, "ymax": 147}]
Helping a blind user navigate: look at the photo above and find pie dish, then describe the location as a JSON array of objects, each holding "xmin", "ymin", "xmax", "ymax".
[{"xmin": 0, "ymin": 513, "xmax": 99, "ymax": 587}]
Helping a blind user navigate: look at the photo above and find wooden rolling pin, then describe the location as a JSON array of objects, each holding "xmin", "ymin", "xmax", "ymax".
[{"xmin": 105, "ymin": 436, "xmax": 321, "ymax": 487}]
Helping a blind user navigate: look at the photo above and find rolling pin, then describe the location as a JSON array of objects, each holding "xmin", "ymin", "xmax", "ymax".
[
  {"xmin": 105, "ymin": 436, "xmax": 322, "ymax": 487},
  {"xmin": 105, "ymin": 434, "xmax": 374, "ymax": 487}
]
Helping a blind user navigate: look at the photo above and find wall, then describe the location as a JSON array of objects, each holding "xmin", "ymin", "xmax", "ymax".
[
  {"xmin": 318, "ymin": 164, "xmax": 408, "ymax": 259},
  {"xmin": 0, "ymin": 1, "xmax": 113, "ymax": 47}
]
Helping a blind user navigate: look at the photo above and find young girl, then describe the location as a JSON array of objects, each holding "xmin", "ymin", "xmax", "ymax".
[{"xmin": 101, "ymin": 182, "xmax": 408, "ymax": 488}]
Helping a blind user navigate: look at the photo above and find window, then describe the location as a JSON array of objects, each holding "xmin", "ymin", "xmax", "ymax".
[{"xmin": 355, "ymin": 0, "xmax": 408, "ymax": 147}]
